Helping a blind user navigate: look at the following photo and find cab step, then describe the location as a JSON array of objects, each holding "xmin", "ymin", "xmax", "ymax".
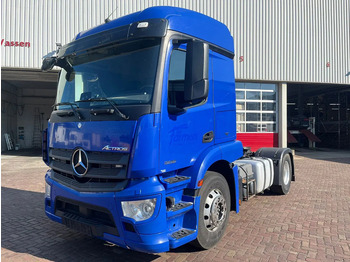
[
  {"xmin": 166, "ymin": 201, "xmax": 193, "ymax": 218},
  {"xmin": 162, "ymin": 175, "xmax": 191, "ymax": 190}
]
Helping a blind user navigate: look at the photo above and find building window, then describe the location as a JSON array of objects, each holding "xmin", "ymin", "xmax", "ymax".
[{"xmin": 236, "ymin": 82, "xmax": 278, "ymax": 133}]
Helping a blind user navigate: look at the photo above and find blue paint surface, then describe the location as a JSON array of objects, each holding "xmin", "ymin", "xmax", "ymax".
[
  {"xmin": 44, "ymin": 7, "xmax": 244, "ymax": 253},
  {"xmin": 75, "ymin": 6, "xmax": 234, "ymax": 55},
  {"xmin": 48, "ymin": 120, "xmax": 136, "ymax": 152}
]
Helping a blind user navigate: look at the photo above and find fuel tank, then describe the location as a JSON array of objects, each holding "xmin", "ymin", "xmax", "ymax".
[{"xmin": 235, "ymin": 157, "xmax": 274, "ymax": 193}]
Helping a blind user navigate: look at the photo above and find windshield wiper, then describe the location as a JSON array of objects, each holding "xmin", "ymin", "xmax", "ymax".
[
  {"xmin": 78, "ymin": 97, "xmax": 129, "ymax": 120},
  {"xmin": 53, "ymin": 102, "xmax": 83, "ymax": 120}
]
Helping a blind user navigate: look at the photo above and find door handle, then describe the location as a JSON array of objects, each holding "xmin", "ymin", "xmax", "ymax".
[{"xmin": 203, "ymin": 131, "xmax": 214, "ymax": 143}]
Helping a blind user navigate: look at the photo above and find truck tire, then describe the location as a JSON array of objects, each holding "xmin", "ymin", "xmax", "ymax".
[
  {"xmin": 271, "ymin": 154, "xmax": 292, "ymax": 195},
  {"xmin": 192, "ymin": 171, "xmax": 230, "ymax": 250}
]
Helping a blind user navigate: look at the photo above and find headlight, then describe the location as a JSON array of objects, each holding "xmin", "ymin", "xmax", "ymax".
[
  {"xmin": 45, "ymin": 182, "xmax": 51, "ymax": 199},
  {"xmin": 121, "ymin": 198, "xmax": 157, "ymax": 222}
]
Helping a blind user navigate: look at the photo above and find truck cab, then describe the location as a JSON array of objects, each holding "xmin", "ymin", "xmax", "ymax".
[{"xmin": 43, "ymin": 6, "xmax": 294, "ymax": 253}]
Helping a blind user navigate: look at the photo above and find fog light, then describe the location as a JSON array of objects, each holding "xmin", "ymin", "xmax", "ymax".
[
  {"xmin": 45, "ymin": 182, "xmax": 51, "ymax": 199},
  {"xmin": 121, "ymin": 198, "xmax": 156, "ymax": 222}
]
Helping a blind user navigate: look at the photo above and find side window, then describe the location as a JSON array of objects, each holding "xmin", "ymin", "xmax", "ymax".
[
  {"xmin": 167, "ymin": 41, "xmax": 208, "ymax": 110},
  {"xmin": 169, "ymin": 49, "xmax": 186, "ymax": 81},
  {"xmin": 168, "ymin": 48, "xmax": 186, "ymax": 106}
]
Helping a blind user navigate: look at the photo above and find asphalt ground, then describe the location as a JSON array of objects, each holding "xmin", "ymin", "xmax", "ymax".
[{"xmin": 1, "ymin": 148, "xmax": 350, "ymax": 261}]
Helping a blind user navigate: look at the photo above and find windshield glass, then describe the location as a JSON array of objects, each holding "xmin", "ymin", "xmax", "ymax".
[{"xmin": 56, "ymin": 38, "xmax": 161, "ymax": 107}]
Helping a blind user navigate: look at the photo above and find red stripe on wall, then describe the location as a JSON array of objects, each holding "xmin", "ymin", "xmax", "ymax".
[{"xmin": 237, "ymin": 133, "xmax": 279, "ymax": 152}]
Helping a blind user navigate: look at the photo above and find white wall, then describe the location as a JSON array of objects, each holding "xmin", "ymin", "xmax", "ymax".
[{"xmin": 1, "ymin": 0, "xmax": 350, "ymax": 84}]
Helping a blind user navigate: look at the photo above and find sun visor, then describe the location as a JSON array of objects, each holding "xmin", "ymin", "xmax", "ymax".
[{"xmin": 57, "ymin": 18, "xmax": 168, "ymax": 58}]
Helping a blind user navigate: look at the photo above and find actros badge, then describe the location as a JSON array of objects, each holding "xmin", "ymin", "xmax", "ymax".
[
  {"xmin": 71, "ymin": 148, "xmax": 89, "ymax": 176},
  {"xmin": 102, "ymin": 145, "xmax": 128, "ymax": 152}
]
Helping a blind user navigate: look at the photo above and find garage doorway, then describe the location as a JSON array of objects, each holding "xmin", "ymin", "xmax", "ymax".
[
  {"xmin": 287, "ymin": 83, "xmax": 350, "ymax": 149},
  {"xmin": 1, "ymin": 68, "xmax": 58, "ymax": 151}
]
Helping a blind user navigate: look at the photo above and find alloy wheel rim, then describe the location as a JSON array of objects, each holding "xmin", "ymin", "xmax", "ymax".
[{"xmin": 203, "ymin": 188, "xmax": 227, "ymax": 232}]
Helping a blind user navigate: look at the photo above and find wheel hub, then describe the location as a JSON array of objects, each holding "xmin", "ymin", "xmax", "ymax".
[{"xmin": 203, "ymin": 189, "xmax": 227, "ymax": 232}]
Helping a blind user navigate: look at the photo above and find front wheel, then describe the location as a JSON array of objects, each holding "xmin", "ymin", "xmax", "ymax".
[{"xmin": 192, "ymin": 171, "xmax": 230, "ymax": 250}]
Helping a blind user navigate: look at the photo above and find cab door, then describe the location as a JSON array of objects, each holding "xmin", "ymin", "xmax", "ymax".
[{"xmin": 159, "ymin": 40, "xmax": 214, "ymax": 173}]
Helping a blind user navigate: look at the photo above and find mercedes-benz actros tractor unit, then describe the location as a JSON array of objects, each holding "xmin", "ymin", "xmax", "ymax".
[{"xmin": 42, "ymin": 6, "xmax": 295, "ymax": 253}]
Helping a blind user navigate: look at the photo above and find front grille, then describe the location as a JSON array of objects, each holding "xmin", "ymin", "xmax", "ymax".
[
  {"xmin": 51, "ymin": 171, "xmax": 128, "ymax": 192},
  {"xmin": 49, "ymin": 148, "xmax": 129, "ymax": 191}
]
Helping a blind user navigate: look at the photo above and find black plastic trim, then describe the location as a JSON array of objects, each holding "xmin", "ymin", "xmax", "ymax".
[
  {"xmin": 171, "ymin": 33, "xmax": 234, "ymax": 59},
  {"xmin": 123, "ymin": 222, "xmax": 136, "ymax": 233},
  {"xmin": 202, "ymin": 131, "xmax": 214, "ymax": 143},
  {"xmin": 183, "ymin": 188, "xmax": 200, "ymax": 197},
  {"xmin": 49, "ymin": 148, "xmax": 129, "ymax": 181},
  {"xmin": 58, "ymin": 19, "xmax": 168, "ymax": 58},
  {"xmin": 49, "ymin": 104, "xmax": 151, "ymax": 123},
  {"xmin": 55, "ymin": 197, "xmax": 119, "ymax": 237},
  {"xmin": 51, "ymin": 171, "xmax": 129, "ymax": 192}
]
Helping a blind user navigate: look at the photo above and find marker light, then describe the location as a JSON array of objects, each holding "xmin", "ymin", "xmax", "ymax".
[
  {"xmin": 121, "ymin": 198, "xmax": 157, "ymax": 222},
  {"xmin": 137, "ymin": 22, "xmax": 149, "ymax": 28},
  {"xmin": 198, "ymin": 179, "xmax": 204, "ymax": 187},
  {"xmin": 45, "ymin": 182, "xmax": 51, "ymax": 199}
]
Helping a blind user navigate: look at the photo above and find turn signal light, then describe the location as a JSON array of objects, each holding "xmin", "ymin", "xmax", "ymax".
[{"xmin": 198, "ymin": 179, "xmax": 203, "ymax": 187}]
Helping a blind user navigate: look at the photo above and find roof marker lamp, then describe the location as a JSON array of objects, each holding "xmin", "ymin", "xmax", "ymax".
[
  {"xmin": 121, "ymin": 198, "xmax": 157, "ymax": 222},
  {"xmin": 137, "ymin": 22, "xmax": 149, "ymax": 28}
]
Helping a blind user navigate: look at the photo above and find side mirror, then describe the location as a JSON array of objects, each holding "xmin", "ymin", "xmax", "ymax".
[
  {"xmin": 41, "ymin": 57, "xmax": 57, "ymax": 72},
  {"xmin": 184, "ymin": 41, "xmax": 209, "ymax": 102}
]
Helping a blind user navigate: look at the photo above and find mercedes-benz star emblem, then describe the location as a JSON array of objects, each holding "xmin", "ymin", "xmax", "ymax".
[{"xmin": 71, "ymin": 148, "xmax": 89, "ymax": 176}]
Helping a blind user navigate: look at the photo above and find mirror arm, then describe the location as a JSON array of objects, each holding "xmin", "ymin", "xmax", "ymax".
[{"xmin": 168, "ymin": 105, "xmax": 187, "ymax": 115}]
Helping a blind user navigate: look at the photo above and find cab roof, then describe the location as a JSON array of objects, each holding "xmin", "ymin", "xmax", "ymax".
[{"xmin": 75, "ymin": 6, "xmax": 234, "ymax": 55}]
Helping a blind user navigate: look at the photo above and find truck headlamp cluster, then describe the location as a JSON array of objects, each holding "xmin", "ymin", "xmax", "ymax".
[{"xmin": 121, "ymin": 198, "xmax": 157, "ymax": 222}]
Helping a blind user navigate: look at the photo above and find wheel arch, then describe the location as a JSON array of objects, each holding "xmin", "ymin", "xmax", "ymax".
[
  {"xmin": 208, "ymin": 160, "xmax": 239, "ymax": 212},
  {"xmin": 179, "ymin": 141, "xmax": 243, "ymax": 213}
]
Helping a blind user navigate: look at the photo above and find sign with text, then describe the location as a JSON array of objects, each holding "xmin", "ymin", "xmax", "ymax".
[{"xmin": 1, "ymin": 39, "xmax": 30, "ymax": 47}]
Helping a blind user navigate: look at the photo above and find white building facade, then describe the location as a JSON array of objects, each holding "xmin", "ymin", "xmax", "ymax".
[{"xmin": 2, "ymin": 0, "xmax": 350, "ymax": 151}]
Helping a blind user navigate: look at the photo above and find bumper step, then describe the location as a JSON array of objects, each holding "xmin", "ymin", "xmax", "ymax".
[
  {"xmin": 168, "ymin": 228, "xmax": 197, "ymax": 249},
  {"xmin": 166, "ymin": 201, "xmax": 193, "ymax": 218},
  {"xmin": 171, "ymin": 228, "xmax": 195, "ymax": 240}
]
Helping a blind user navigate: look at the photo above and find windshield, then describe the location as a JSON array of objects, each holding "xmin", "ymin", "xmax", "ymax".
[{"xmin": 56, "ymin": 38, "xmax": 161, "ymax": 107}]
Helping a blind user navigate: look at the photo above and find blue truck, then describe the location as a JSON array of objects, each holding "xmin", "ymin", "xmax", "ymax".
[{"xmin": 42, "ymin": 6, "xmax": 295, "ymax": 253}]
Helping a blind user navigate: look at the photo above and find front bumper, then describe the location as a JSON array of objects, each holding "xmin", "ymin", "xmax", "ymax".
[{"xmin": 45, "ymin": 170, "xmax": 170, "ymax": 253}]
